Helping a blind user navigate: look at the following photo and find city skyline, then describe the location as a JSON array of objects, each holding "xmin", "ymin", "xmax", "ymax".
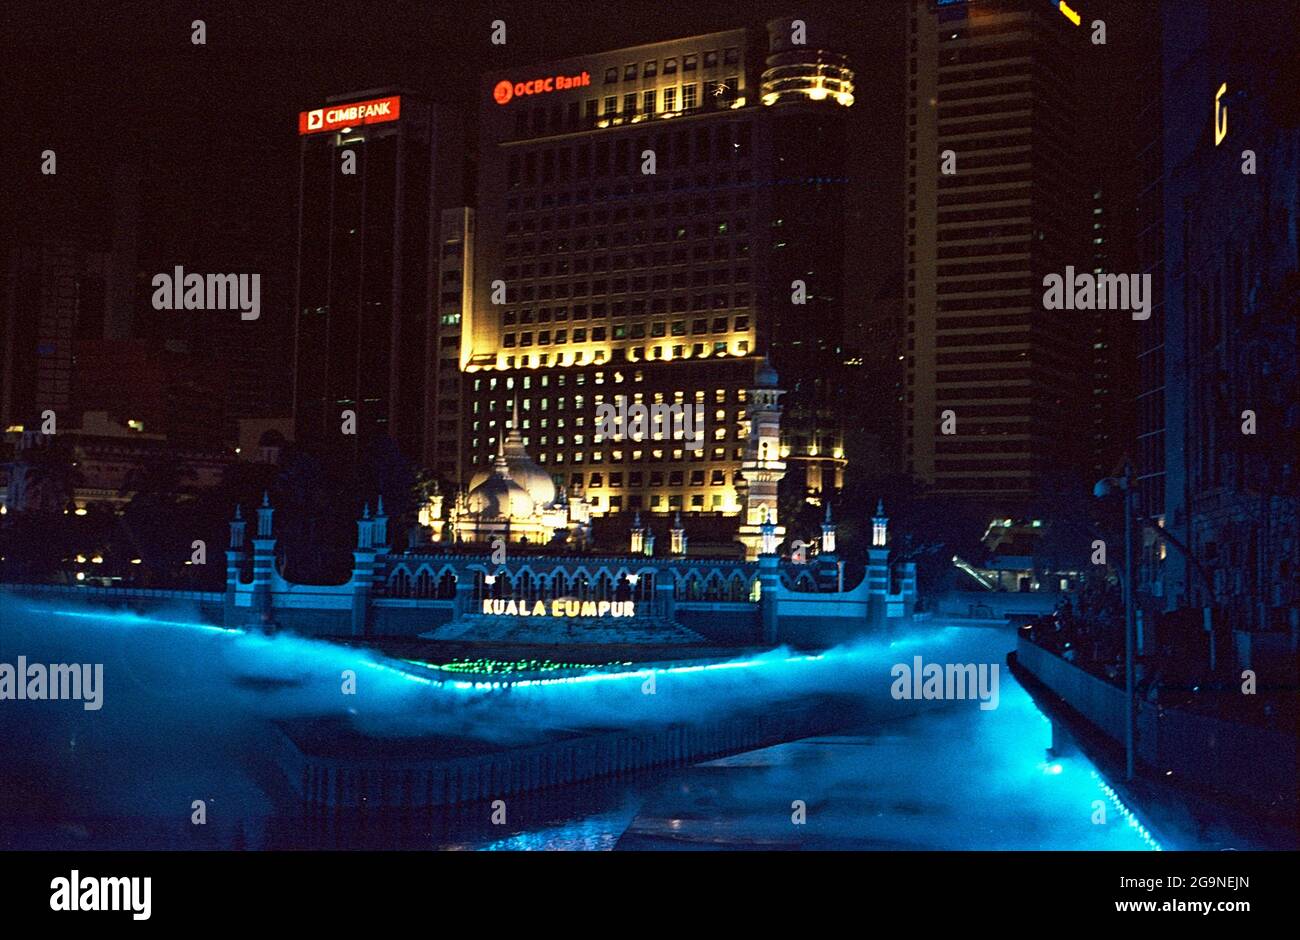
[{"xmin": 0, "ymin": 0, "xmax": 1295, "ymax": 892}]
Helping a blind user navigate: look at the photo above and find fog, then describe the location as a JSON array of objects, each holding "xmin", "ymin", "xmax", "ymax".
[{"xmin": 0, "ymin": 592, "xmax": 1160, "ymax": 850}]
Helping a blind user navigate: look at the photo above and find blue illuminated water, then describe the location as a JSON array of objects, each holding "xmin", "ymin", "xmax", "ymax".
[{"xmin": 0, "ymin": 592, "xmax": 1164, "ymax": 850}]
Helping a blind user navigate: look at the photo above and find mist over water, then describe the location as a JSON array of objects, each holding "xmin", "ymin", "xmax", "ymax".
[{"xmin": 0, "ymin": 591, "xmax": 1159, "ymax": 850}]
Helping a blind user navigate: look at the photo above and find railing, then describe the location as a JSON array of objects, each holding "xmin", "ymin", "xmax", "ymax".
[{"xmin": 0, "ymin": 581, "xmax": 222, "ymax": 603}]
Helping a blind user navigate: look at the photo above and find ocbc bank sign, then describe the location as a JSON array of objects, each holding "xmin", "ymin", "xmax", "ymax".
[{"xmin": 493, "ymin": 71, "xmax": 591, "ymax": 106}]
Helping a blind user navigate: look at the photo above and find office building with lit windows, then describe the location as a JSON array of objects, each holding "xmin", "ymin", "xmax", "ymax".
[
  {"xmin": 904, "ymin": 0, "xmax": 1090, "ymax": 507},
  {"xmin": 291, "ymin": 87, "xmax": 463, "ymax": 461},
  {"xmin": 455, "ymin": 21, "xmax": 855, "ymax": 525}
]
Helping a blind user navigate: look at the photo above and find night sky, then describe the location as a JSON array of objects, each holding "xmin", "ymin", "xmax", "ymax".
[{"xmin": 9, "ymin": 0, "xmax": 905, "ymax": 327}]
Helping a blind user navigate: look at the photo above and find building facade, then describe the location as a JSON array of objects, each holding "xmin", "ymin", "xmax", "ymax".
[
  {"xmin": 452, "ymin": 21, "xmax": 855, "ymax": 527},
  {"xmin": 220, "ymin": 491, "xmax": 914, "ymax": 649},
  {"xmin": 0, "ymin": 241, "xmax": 113, "ymax": 433},
  {"xmin": 1137, "ymin": 2, "xmax": 1300, "ymax": 647},
  {"xmin": 291, "ymin": 88, "xmax": 463, "ymax": 461},
  {"xmin": 904, "ymin": 0, "xmax": 1090, "ymax": 507}
]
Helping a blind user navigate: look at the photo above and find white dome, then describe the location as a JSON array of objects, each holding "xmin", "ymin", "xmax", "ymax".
[
  {"xmin": 502, "ymin": 430, "xmax": 556, "ymax": 507},
  {"xmin": 467, "ymin": 475, "xmax": 534, "ymax": 519},
  {"xmin": 466, "ymin": 455, "xmax": 535, "ymax": 518}
]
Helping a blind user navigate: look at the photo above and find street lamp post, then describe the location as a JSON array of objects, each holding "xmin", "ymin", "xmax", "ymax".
[
  {"xmin": 1095, "ymin": 463, "xmax": 1137, "ymax": 781},
  {"xmin": 1121, "ymin": 468, "xmax": 1136, "ymax": 782}
]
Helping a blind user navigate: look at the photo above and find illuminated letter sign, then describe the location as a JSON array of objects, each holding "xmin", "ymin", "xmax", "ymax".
[
  {"xmin": 298, "ymin": 95, "xmax": 402, "ymax": 135},
  {"xmin": 1214, "ymin": 83, "xmax": 1228, "ymax": 146},
  {"xmin": 480, "ymin": 597, "xmax": 636, "ymax": 618},
  {"xmin": 493, "ymin": 71, "xmax": 591, "ymax": 105}
]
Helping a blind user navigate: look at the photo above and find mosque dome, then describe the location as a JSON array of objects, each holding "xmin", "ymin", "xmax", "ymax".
[
  {"xmin": 502, "ymin": 429, "xmax": 556, "ymax": 507},
  {"xmin": 755, "ymin": 355, "xmax": 779, "ymax": 388},
  {"xmin": 468, "ymin": 402, "xmax": 557, "ymax": 507},
  {"xmin": 466, "ymin": 454, "xmax": 535, "ymax": 519}
]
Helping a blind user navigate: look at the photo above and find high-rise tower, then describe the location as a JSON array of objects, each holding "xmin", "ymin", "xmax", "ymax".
[
  {"xmin": 291, "ymin": 88, "xmax": 462, "ymax": 461},
  {"xmin": 462, "ymin": 22, "xmax": 854, "ymax": 527},
  {"xmin": 904, "ymin": 0, "xmax": 1090, "ymax": 508}
]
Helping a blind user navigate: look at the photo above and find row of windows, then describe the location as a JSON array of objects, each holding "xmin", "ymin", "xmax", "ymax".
[
  {"xmin": 602, "ymin": 48, "xmax": 739, "ymax": 85},
  {"xmin": 504, "ymin": 256, "xmax": 750, "ymax": 283},
  {"xmin": 471, "ymin": 372, "xmax": 750, "ymax": 397},
  {"xmin": 498, "ymin": 287, "xmax": 751, "ymax": 313},
  {"xmin": 504, "ymin": 241, "xmax": 749, "ymax": 274},
  {"xmin": 469, "ymin": 445, "xmax": 745, "ymax": 467},
  {"xmin": 502, "ymin": 170, "xmax": 753, "ymax": 213},
  {"xmin": 507, "ymin": 122, "xmax": 753, "ymax": 182},
  {"xmin": 580, "ymin": 469, "xmax": 739, "ymax": 488},
  {"xmin": 594, "ymin": 493, "xmax": 729, "ymax": 512},
  {"xmin": 506, "ymin": 200, "xmax": 754, "ymax": 231},
  {"xmin": 501, "ymin": 275, "xmax": 754, "ymax": 305},
  {"xmin": 494, "ymin": 339, "xmax": 751, "ymax": 368},
  {"xmin": 504, "ymin": 228, "xmax": 753, "ymax": 256},
  {"xmin": 512, "ymin": 93, "xmax": 721, "ymax": 139},
  {"xmin": 478, "ymin": 397, "xmax": 754, "ymax": 423},
  {"xmin": 474, "ymin": 421, "xmax": 747, "ymax": 443},
  {"xmin": 592, "ymin": 79, "xmax": 739, "ymax": 117},
  {"xmin": 504, "ymin": 308, "xmax": 749, "ymax": 330},
  {"xmin": 503, "ymin": 316, "xmax": 749, "ymax": 346}
]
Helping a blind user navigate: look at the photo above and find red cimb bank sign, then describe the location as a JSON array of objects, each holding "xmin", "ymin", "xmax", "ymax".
[
  {"xmin": 298, "ymin": 95, "xmax": 401, "ymax": 135},
  {"xmin": 493, "ymin": 71, "xmax": 590, "ymax": 105}
]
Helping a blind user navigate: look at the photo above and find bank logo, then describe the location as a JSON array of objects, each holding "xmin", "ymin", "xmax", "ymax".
[
  {"xmin": 297, "ymin": 95, "xmax": 401, "ymax": 135},
  {"xmin": 493, "ymin": 71, "xmax": 591, "ymax": 105}
]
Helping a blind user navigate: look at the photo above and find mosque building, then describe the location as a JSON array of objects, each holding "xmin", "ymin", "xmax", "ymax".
[{"xmin": 424, "ymin": 356, "xmax": 787, "ymax": 560}]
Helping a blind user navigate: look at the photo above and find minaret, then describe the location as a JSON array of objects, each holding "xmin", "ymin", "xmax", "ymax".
[
  {"xmin": 760, "ymin": 508, "xmax": 778, "ymax": 556},
  {"xmin": 757, "ymin": 507, "xmax": 781, "ymax": 645},
  {"xmin": 373, "ymin": 495, "xmax": 389, "ymax": 549},
  {"xmin": 821, "ymin": 501, "xmax": 837, "ymax": 555},
  {"xmin": 251, "ymin": 492, "xmax": 277, "ymax": 630},
  {"xmin": 371, "ymin": 495, "xmax": 390, "ymax": 587},
  {"xmin": 630, "ymin": 510, "xmax": 645, "ymax": 555},
  {"xmin": 867, "ymin": 499, "xmax": 890, "ymax": 629},
  {"xmin": 356, "ymin": 501, "xmax": 373, "ymax": 549},
  {"xmin": 737, "ymin": 356, "xmax": 787, "ymax": 559},
  {"xmin": 670, "ymin": 511, "xmax": 687, "ymax": 556},
  {"xmin": 350, "ymin": 502, "xmax": 378, "ymax": 637},
  {"xmin": 224, "ymin": 504, "xmax": 247, "ymax": 628},
  {"xmin": 872, "ymin": 499, "xmax": 888, "ymax": 548}
]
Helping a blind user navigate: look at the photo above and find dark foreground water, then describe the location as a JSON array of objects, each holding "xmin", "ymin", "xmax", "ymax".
[{"xmin": 0, "ymin": 593, "xmax": 1163, "ymax": 850}]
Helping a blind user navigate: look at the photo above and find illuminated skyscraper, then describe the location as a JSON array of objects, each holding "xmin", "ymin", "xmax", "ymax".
[{"xmin": 462, "ymin": 22, "xmax": 854, "ymax": 524}]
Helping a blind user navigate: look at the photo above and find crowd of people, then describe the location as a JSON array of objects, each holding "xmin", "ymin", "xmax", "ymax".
[
  {"xmin": 1021, "ymin": 580, "xmax": 1295, "ymax": 730},
  {"xmin": 1022, "ymin": 579, "xmax": 1126, "ymax": 681}
]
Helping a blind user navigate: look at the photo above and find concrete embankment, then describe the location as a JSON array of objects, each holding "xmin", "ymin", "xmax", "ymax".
[
  {"xmin": 273, "ymin": 697, "xmax": 852, "ymax": 813},
  {"xmin": 1009, "ymin": 641, "xmax": 1298, "ymax": 850}
]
